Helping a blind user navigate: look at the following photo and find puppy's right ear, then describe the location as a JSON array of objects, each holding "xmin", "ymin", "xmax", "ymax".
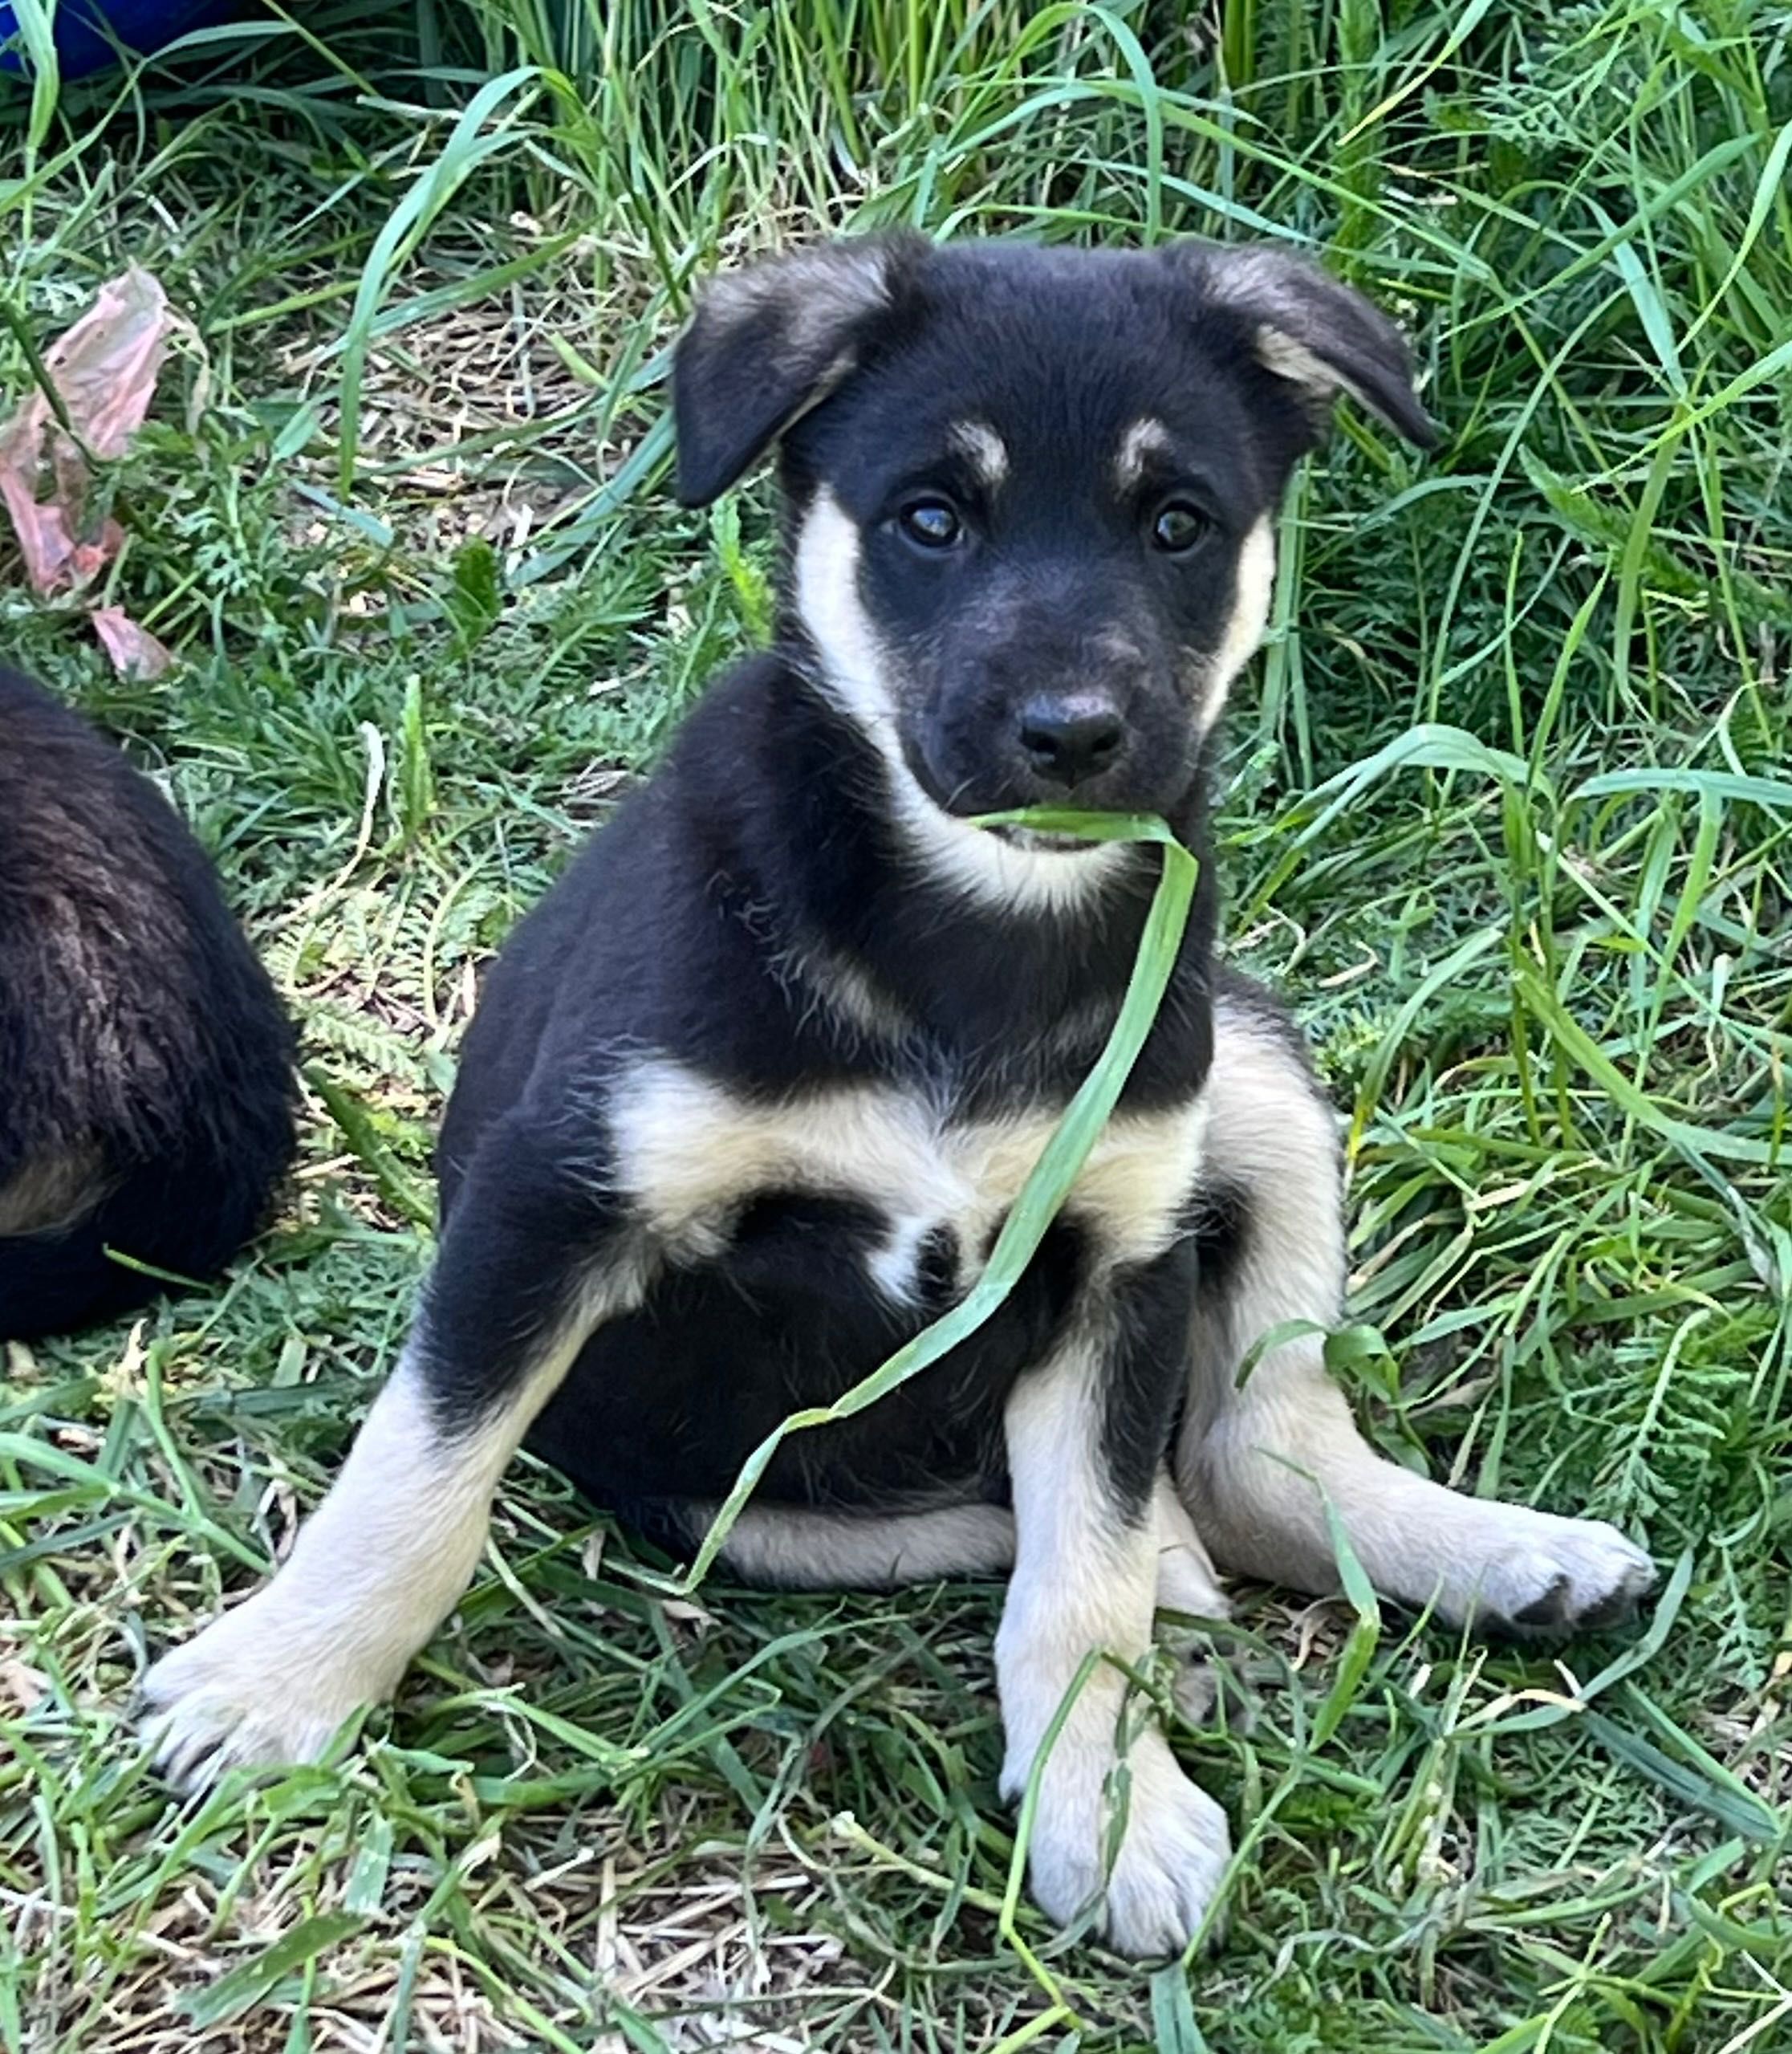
[{"xmin": 673, "ymin": 234, "xmax": 923, "ymax": 506}]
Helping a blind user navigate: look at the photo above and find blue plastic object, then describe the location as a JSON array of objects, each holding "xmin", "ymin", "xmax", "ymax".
[{"xmin": 0, "ymin": 1, "xmax": 232, "ymax": 80}]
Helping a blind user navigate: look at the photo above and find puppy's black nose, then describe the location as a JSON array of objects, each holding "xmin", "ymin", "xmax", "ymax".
[{"xmin": 1017, "ymin": 694, "xmax": 1128, "ymax": 788}]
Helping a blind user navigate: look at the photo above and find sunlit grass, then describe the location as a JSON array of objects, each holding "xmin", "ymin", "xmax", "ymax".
[{"xmin": 0, "ymin": 2, "xmax": 1786, "ymax": 2048}]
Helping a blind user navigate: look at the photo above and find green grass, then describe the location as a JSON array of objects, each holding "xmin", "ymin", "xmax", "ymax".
[{"xmin": 2, "ymin": 2, "xmax": 1789, "ymax": 2048}]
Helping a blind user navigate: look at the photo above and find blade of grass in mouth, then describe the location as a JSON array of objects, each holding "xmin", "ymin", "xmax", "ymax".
[{"xmin": 677, "ymin": 809, "xmax": 1197, "ymax": 1591}]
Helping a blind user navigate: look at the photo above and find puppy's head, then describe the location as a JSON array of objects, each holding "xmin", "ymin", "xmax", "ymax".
[{"xmin": 674, "ymin": 236, "xmax": 1433, "ymax": 857}]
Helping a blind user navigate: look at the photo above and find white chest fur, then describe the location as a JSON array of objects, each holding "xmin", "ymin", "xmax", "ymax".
[{"xmin": 608, "ymin": 1055, "xmax": 1209, "ymax": 1286}]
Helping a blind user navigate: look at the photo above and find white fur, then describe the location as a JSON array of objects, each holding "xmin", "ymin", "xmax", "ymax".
[
  {"xmin": 1202, "ymin": 515, "xmax": 1275, "ymax": 729},
  {"xmin": 1253, "ymin": 323, "xmax": 1376, "ymax": 417},
  {"xmin": 712, "ymin": 1499, "xmax": 1018, "ymax": 1588},
  {"xmin": 793, "ymin": 489, "xmax": 1129, "ymax": 914},
  {"xmin": 701, "ymin": 1474, "xmax": 1229, "ymax": 1617},
  {"xmin": 998, "ymin": 1338, "xmax": 1230, "ymax": 1956},
  {"xmin": 867, "ymin": 1210, "xmax": 948, "ymax": 1307},
  {"xmin": 609, "ymin": 1054, "xmax": 1210, "ymax": 1275},
  {"xmin": 949, "ymin": 419, "xmax": 1009, "ymax": 488},
  {"xmin": 142, "ymin": 1281, "xmax": 634, "ymax": 1788},
  {"xmin": 1174, "ymin": 993, "xmax": 1655, "ymax": 1629},
  {"xmin": 140, "ymin": 1043, "xmax": 1213, "ymax": 1794},
  {"xmin": 1151, "ymin": 1473, "xmax": 1228, "ymax": 1618},
  {"xmin": 774, "ymin": 930, "xmax": 909, "ymax": 1046},
  {"xmin": 1114, "ymin": 417, "xmax": 1172, "ymax": 491}
]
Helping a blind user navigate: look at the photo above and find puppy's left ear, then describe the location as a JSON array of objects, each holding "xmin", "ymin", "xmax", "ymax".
[
  {"xmin": 1164, "ymin": 240, "xmax": 1438, "ymax": 449},
  {"xmin": 673, "ymin": 233, "xmax": 925, "ymax": 506}
]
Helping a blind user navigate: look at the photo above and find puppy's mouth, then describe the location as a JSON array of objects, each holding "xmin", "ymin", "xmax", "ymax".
[
  {"xmin": 982, "ymin": 823, "xmax": 1105, "ymax": 855},
  {"xmin": 900, "ymin": 746, "xmax": 1124, "ymax": 847}
]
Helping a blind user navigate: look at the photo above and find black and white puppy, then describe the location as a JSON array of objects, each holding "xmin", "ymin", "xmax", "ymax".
[
  {"xmin": 144, "ymin": 238, "xmax": 1654, "ymax": 1956},
  {"xmin": 0, "ymin": 667, "xmax": 296, "ymax": 1340}
]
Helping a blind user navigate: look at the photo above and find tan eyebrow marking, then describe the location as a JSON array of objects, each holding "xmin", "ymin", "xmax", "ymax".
[
  {"xmin": 1115, "ymin": 416, "xmax": 1173, "ymax": 491},
  {"xmin": 948, "ymin": 420, "xmax": 1009, "ymax": 488}
]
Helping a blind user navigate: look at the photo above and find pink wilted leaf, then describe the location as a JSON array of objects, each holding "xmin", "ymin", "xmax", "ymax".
[
  {"xmin": 0, "ymin": 266, "xmax": 196, "ymax": 596},
  {"xmin": 91, "ymin": 607, "xmax": 173, "ymax": 679}
]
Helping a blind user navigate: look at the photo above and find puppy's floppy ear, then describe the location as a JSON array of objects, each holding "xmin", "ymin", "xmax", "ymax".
[
  {"xmin": 1164, "ymin": 239, "xmax": 1438, "ymax": 449},
  {"xmin": 673, "ymin": 233, "xmax": 925, "ymax": 506}
]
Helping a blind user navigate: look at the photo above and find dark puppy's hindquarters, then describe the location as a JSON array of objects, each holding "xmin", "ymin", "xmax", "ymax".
[{"xmin": 0, "ymin": 668, "xmax": 296, "ymax": 1340}]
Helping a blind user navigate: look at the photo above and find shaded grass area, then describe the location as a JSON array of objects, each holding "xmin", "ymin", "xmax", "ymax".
[{"xmin": 2, "ymin": 2, "xmax": 1788, "ymax": 2047}]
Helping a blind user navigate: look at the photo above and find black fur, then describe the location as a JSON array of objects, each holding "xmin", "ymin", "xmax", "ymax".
[
  {"xmin": 432, "ymin": 647, "xmax": 1217, "ymax": 1520},
  {"xmin": 1157, "ymin": 240, "xmax": 1437, "ymax": 451},
  {"xmin": 429, "ymin": 236, "xmax": 1430, "ymax": 1546},
  {"xmin": 0, "ymin": 669, "xmax": 296, "ymax": 1340},
  {"xmin": 136, "ymin": 242, "xmax": 1652, "ymax": 1950}
]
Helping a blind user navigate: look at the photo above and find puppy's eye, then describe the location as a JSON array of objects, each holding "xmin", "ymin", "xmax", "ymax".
[
  {"xmin": 1151, "ymin": 502, "xmax": 1211, "ymax": 554},
  {"xmin": 898, "ymin": 498, "xmax": 963, "ymax": 550}
]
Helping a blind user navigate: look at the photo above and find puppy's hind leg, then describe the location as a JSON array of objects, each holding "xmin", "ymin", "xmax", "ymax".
[
  {"xmin": 1175, "ymin": 979, "xmax": 1654, "ymax": 1634},
  {"xmin": 687, "ymin": 1499, "xmax": 1017, "ymax": 1590},
  {"xmin": 143, "ymin": 1112, "xmax": 646, "ymax": 1788},
  {"xmin": 693, "ymin": 1484, "xmax": 1229, "ymax": 1609}
]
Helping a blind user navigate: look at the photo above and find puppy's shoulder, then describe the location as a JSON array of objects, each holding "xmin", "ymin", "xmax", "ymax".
[{"xmin": 448, "ymin": 652, "xmax": 833, "ymax": 1143}]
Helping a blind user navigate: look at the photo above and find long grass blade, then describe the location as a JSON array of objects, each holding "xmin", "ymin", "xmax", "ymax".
[{"xmin": 678, "ymin": 810, "xmax": 1197, "ymax": 1589}]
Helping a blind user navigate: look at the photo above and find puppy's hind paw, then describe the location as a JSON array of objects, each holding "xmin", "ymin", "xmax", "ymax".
[{"xmin": 1464, "ymin": 1511, "xmax": 1656, "ymax": 1637}]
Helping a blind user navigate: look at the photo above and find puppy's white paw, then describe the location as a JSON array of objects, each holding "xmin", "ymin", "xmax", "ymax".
[
  {"xmin": 1154, "ymin": 1532, "xmax": 1230, "ymax": 1621},
  {"xmin": 1151, "ymin": 1478, "xmax": 1229, "ymax": 1621},
  {"xmin": 140, "ymin": 1592, "xmax": 381, "ymax": 1792},
  {"xmin": 1444, "ymin": 1506, "xmax": 1655, "ymax": 1633},
  {"xmin": 1023, "ymin": 1731, "xmax": 1230, "ymax": 1958}
]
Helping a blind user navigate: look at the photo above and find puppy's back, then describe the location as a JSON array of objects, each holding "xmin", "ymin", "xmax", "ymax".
[{"xmin": 0, "ymin": 668, "xmax": 296, "ymax": 1338}]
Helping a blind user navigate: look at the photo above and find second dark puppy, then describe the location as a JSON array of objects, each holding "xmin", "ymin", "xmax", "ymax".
[
  {"xmin": 0, "ymin": 669, "xmax": 295, "ymax": 1340},
  {"xmin": 146, "ymin": 237, "xmax": 1653, "ymax": 1955}
]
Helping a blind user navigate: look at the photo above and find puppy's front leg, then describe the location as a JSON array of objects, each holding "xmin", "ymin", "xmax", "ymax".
[
  {"xmin": 144, "ymin": 1112, "xmax": 643, "ymax": 1788},
  {"xmin": 998, "ymin": 1249, "xmax": 1229, "ymax": 1958}
]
